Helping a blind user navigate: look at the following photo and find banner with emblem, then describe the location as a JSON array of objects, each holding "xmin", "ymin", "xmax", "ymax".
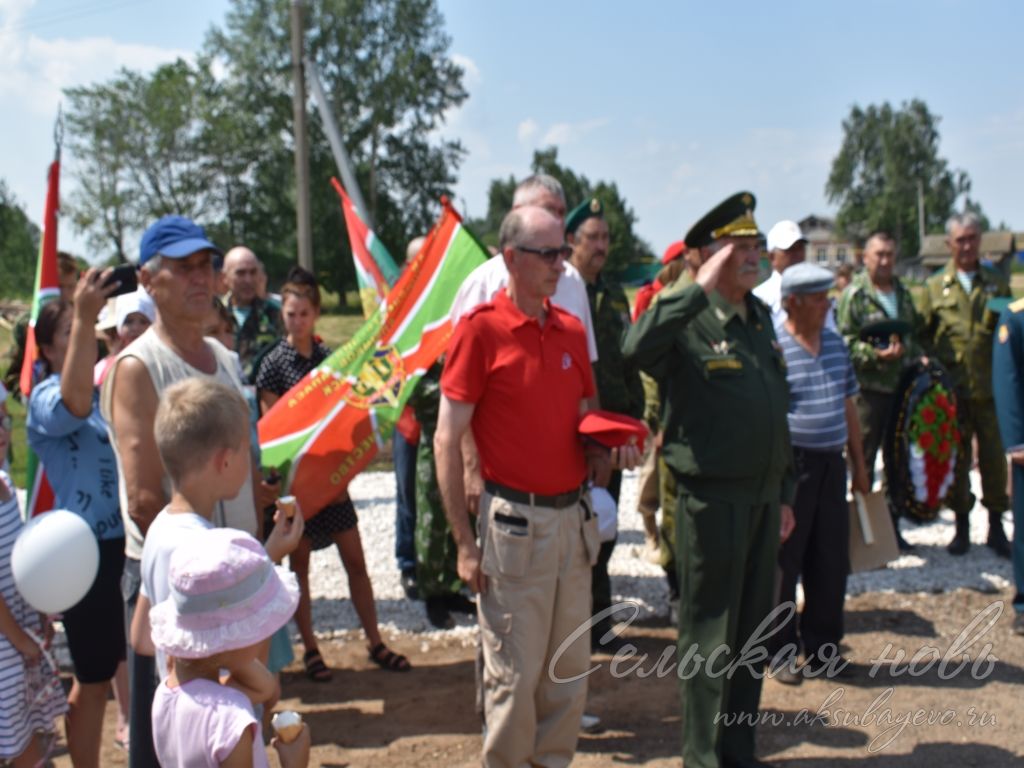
[{"xmin": 258, "ymin": 198, "xmax": 487, "ymax": 516}]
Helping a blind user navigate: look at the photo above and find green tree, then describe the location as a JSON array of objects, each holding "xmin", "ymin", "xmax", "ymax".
[
  {"xmin": 65, "ymin": 60, "xmax": 233, "ymax": 262},
  {"xmin": 826, "ymin": 99, "xmax": 971, "ymax": 260},
  {"xmin": 468, "ymin": 147, "xmax": 654, "ymax": 274},
  {"xmin": 203, "ymin": 0, "xmax": 467, "ymax": 295},
  {"xmin": 0, "ymin": 180, "xmax": 41, "ymax": 297}
]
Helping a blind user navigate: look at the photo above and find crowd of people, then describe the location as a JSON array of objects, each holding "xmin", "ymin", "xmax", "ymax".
[{"xmin": 0, "ymin": 177, "xmax": 1020, "ymax": 768}]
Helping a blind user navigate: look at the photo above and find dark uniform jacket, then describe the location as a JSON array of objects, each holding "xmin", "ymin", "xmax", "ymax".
[
  {"xmin": 623, "ymin": 282, "xmax": 795, "ymax": 505},
  {"xmin": 587, "ymin": 275, "xmax": 644, "ymax": 419}
]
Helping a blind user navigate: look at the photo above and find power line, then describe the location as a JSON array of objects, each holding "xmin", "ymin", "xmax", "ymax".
[{"xmin": 0, "ymin": 0, "xmax": 159, "ymax": 37}]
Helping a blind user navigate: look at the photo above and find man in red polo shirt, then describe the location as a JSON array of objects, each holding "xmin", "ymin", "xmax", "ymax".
[{"xmin": 435, "ymin": 205, "xmax": 604, "ymax": 767}]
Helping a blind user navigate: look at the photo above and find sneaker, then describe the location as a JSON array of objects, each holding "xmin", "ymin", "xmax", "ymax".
[
  {"xmin": 580, "ymin": 713, "xmax": 602, "ymax": 733},
  {"xmin": 425, "ymin": 596, "xmax": 454, "ymax": 630}
]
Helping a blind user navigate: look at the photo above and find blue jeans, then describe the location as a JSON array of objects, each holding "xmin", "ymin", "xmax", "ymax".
[
  {"xmin": 393, "ymin": 431, "xmax": 418, "ymax": 575},
  {"xmin": 122, "ymin": 557, "xmax": 159, "ymax": 768}
]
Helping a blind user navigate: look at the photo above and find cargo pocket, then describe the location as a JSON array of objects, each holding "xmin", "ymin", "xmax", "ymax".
[
  {"xmin": 481, "ymin": 501, "xmax": 532, "ymax": 578},
  {"xmin": 580, "ymin": 496, "xmax": 601, "ymax": 566},
  {"xmin": 478, "ymin": 595, "xmax": 513, "ymax": 685}
]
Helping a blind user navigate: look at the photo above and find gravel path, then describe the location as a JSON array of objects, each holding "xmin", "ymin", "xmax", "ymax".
[{"xmin": 307, "ymin": 467, "xmax": 1016, "ymax": 640}]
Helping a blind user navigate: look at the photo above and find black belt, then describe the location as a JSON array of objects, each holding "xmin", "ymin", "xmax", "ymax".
[{"xmin": 484, "ymin": 481, "xmax": 584, "ymax": 509}]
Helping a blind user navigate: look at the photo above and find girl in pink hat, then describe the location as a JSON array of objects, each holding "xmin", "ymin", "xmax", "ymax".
[{"xmin": 149, "ymin": 528, "xmax": 309, "ymax": 768}]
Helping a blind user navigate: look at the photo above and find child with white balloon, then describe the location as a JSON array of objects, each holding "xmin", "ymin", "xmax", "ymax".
[
  {"xmin": 148, "ymin": 527, "xmax": 310, "ymax": 767},
  {"xmin": 0, "ymin": 408, "xmax": 67, "ymax": 766}
]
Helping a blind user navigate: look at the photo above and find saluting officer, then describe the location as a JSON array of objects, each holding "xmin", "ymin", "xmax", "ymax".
[
  {"xmin": 565, "ymin": 196, "xmax": 644, "ymax": 648},
  {"xmin": 624, "ymin": 192, "xmax": 795, "ymax": 768},
  {"xmin": 992, "ymin": 299, "xmax": 1024, "ymax": 636},
  {"xmin": 919, "ymin": 212, "xmax": 1011, "ymax": 556}
]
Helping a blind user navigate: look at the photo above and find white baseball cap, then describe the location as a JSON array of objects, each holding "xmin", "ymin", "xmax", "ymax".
[{"xmin": 766, "ymin": 220, "xmax": 807, "ymax": 252}]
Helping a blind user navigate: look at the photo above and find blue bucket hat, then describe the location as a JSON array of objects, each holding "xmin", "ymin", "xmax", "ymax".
[{"xmin": 139, "ymin": 215, "xmax": 221, "ymax": 266}]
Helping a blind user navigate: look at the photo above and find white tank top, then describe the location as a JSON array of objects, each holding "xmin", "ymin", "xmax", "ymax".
[{"xmin": 101, "ymin": 327, "xmax": 257, "ymax": 560}]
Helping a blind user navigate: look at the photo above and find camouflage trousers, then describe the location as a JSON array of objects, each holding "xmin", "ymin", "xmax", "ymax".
[
  {"xmin": 947, "ymin": 396, "xmax": 1009, "ymax": 516},
  {"xmin": 414, "ymin": 439, "xmax": 463, "ymax": 599}
]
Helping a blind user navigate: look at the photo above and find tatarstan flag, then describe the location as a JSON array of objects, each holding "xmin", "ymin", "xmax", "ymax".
[
  {"xmin": 21, "ymin": 150, "xmax": 61, "ymax": 517},
  {"xmin": 258, "ymin": 198, "xmax": 486, "ymax": 516},
  {"xmin": 331, "ymin": 178, "xmax": 401, "ymax": 318}
]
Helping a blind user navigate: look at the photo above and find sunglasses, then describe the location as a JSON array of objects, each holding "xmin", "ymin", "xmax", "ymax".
[{"xmin": 515, "ymin": 244, "xmax": 572, "ymax": 264}]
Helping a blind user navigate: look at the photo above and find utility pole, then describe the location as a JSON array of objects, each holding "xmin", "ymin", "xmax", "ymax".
[
  {"xmin": 917, "ymin": 179, "xmax": 926, "ymax": 247},
  {"xmin": 290, "ymin": 0, "xmax": 312, "ymax": 270}
]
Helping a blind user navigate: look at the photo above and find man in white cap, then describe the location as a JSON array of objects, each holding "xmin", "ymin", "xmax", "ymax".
[{"xmin": 753, "ymin": 219, "xmax": 808, "ymax": 328}]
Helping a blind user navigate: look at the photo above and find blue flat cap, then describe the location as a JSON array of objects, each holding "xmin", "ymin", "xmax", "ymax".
[
  {"xmin": 139, "ymin": 215, "xmax": 221, "ymax": 266},
  {"xmin": 781, "ymin": 262, "xmax": 835, "ymax": 298}
]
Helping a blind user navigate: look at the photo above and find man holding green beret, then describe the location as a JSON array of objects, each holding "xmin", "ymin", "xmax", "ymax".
[{"xmin": 624, "ymin": 192, "xmax": 796, "ymax": 768}]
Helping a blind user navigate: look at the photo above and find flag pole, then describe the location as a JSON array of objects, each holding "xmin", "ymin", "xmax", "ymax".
[{"xmin": 305, "ymin": 57, "xmax": 375, "ymax": 230}]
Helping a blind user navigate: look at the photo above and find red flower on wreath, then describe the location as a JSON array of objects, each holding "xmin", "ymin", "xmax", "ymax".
[
  {"xmin": 935, "ymin": 393, "xmax": 949, "ymax": 409},
  {"xmin": 919, "ymin": 432, "xmax": 935, "ymax": 450},
  {"xmin": 921, "ymin": 406, "xmax": 937, "ymax": 424}
]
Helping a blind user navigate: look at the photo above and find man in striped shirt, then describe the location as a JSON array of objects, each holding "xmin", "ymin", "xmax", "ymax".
[{"xmin": 768, "ymin": 263, "xmax": 870, "ymax": 685}]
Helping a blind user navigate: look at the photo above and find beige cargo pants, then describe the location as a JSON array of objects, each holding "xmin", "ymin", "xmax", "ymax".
[{"xmin": 478, "ymin": 489, "xmax": 600, "ymax": 768}]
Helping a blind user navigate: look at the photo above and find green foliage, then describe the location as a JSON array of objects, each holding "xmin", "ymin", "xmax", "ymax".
[
  {"xmin": 825, "ymin": 99, "xmax": 972, "ymax": 260},
  {"xmin": 0, "ymin": 180, "xmax": 41, "ymax": 298},
  {"xmin": 467, "ymin": 147, "xmax": 655, "ymax": 274},
  {"xmin": 63, "ymin": 0, "xmax": 466, "ymax": 292}
]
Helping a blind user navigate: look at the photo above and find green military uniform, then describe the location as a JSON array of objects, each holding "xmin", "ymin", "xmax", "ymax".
[
  {"xmin": 919, "ymin": 260, "xmax": 1010, "ymax": 544},
  {"xmin": 407, "ymin": 362, "xmax": 462, "ymax": 600},
  {"xmin": 836, "ymin": 271, "xmax": 924, "ymax": 492},
  {"xmin": 623, "ymin": 193, "xmax": 794, "ymax": 768},
  {"xmin": 228, "ymin": 294, "xmax": 284, "ymax": 383}
]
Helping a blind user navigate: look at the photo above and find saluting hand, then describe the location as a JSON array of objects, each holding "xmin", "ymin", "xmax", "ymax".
[{"xmin": 696, "ymin": 243, "xmax": 736, "ymax": 295}]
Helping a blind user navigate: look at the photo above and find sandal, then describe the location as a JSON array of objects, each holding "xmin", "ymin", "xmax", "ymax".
[
  {"xmin": 303, "ymin": 649, "xmax": 333, "ymax": 682},
  {"xmin": 369, "ymin": 642, "xmax": 411, "ymax": 672}
]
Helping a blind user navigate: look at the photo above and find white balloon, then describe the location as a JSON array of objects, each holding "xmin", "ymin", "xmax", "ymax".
[{"xmin": 12, "ymin": 509, "xmax": 99, "ymax": 614}]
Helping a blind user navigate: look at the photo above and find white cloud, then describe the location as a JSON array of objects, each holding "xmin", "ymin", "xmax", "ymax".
[
  {"xmin": 539, "ymin": 117, "xmax": 608, "ymax": 147},
  {"xmin": 451, "ymin": 53, "xmax": 481, "ymax": 88},
  {"xmin": 517, "ymin": 118, "xmax": 538, "ymax": 144}
]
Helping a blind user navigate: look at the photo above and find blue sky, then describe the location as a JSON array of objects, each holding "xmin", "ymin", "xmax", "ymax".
[{"xmin": 3, "ymin": 0, "xmax": 1022, "ymax": 261}]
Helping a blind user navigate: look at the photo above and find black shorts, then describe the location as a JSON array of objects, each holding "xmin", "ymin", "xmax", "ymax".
[
  {"xmin": 62, "ymin": 537, "xmax": 127, "ymax": 683},
  {"xmin": 305, "ymin": 498, "xmax": 358, "ymax": 551}
]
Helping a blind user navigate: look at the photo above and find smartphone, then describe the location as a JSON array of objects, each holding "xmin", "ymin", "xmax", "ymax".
[{"xmin": 102, "ymin": 264, "xmax": 139, "ymax": 297}]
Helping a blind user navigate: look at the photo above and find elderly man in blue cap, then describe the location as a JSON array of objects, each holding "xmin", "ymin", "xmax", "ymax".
[
  {"xmin": 101, "ymin": 215, "xmax": 271, "ymax": 768},
  {"xmin": 768, "ymin": 262, "xmax": 870, "ymax": 686}
]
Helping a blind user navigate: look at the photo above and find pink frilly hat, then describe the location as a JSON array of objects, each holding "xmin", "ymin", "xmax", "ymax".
[{"xmin": 149, "ymin": 528, "xmax": 299, "ymax": 659}]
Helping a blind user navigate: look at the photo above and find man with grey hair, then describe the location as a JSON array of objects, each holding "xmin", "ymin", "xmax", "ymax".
[
  {"xmin": 919, "ymin": 211, "xmax": 1011, "ymax": 556},
  {"xmin": 436, "ymin": 204, "xmax": 605, "ymax": 767},
  {"xmin": 449, "ymin": 174, "xmax": 597, "ymax": 363},
  {"xmin": 101, "ymin": 215, "xmax": 270, "ymax": 767}
]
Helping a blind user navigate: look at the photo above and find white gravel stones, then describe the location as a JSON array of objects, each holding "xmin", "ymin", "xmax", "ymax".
[{"xmin": 306, "ymin": 466, "xmax": 1015, "ymax": 640}]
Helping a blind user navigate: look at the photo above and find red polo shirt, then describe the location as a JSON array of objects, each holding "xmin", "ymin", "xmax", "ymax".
[{"xmin": 441, "ymin": 289, "xmax": 594, "ymax": 495}]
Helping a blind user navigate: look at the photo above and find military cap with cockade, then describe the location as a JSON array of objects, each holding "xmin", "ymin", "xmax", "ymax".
[
  {"xmin": 565, "ymin": 197, "xmax": 604, "ymax": 235},
  {"xmin": 683, "ymin": 191, "xmax": 759, "ymax": 248}
]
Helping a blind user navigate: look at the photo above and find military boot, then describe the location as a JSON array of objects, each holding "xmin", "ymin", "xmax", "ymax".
[
  {"xmin": 947, "ymin": 513, "xmax": 970, "ymax": 556},
  {"xmin": 986, "ymin": 510, "xmax": 1011, "ymax": 558}
]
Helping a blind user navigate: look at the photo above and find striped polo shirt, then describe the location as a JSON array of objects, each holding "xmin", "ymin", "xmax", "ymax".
[{"xmin": 777, "ymin": 325, "xmax": 859, "ymax": 450}]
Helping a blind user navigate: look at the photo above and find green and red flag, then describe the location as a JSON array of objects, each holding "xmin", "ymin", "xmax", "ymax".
[
  {"xmin": 21, "ymin": 140, "xmax": 62, "ymax": 517},
  {"xmin": 258, "ymin": 198, "xmax": 486, "ymax": 516},
  {"xmin": 331, "ymin": 178, "xmax": 401, "ymax": 318}
]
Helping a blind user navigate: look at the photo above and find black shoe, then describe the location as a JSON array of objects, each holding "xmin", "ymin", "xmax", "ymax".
[
  {"xmin": 987, "ymin": 524, "xmax": 1011, "ymax": 558},
  {"xmin": 1013, "ymin": 613, "xmax": 1024, "ymax": 636},
  {"xmin": 947, "ymin": 532, "xmax": 970, "ymax": 556},
  {"xmin": 401, "ymin": 571, "xmax": 419, "ymax": 601},
  {"xmin": 591, "ymin": 619, "xmax": 627, "ymax": 653},
  {"xmin": 444, "ymin": 592, "xmax": 476, "ymax": 614},
  {"xmin": 425, "ymin": 596, "xmax": 454, "ymax": 629},
  {"xmin": 895, "ymin": 530, "xmax": 915, "ymax": 552},
  {"xmin": 803, "ymin": 653, "xmax": 856, "ymax": 680},
  {"xmin": 770, "ymin": 665, "xmax": 802, "ymax": 686}
]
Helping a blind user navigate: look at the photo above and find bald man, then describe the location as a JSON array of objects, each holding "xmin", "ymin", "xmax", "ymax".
[{"xmin": 222, "ymin": 246, "xmax": 284, "ymax": 381}]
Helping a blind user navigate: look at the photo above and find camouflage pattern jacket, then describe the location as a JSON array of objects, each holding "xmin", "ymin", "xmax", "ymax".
[{"xmin": 836, "ymin": 272, "xmax": 923, "ymax": 394}]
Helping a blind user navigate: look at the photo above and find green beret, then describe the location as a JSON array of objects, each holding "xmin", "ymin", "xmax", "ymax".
[
  {"xmin": 565, "ymin": 197, "xmax": 604, "ymax": 235},
  {"xmin": 684, "ymin": 191, "xmax": 759, "ymax": 248}
]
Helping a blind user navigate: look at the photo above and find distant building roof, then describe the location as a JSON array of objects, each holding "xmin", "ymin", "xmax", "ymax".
[{"xmin": 919, "ymin": 231, "xmax": 1018, "ymax": 267}]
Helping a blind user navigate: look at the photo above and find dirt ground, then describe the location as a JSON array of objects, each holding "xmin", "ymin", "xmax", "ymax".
[{"xmin": 51, "ymin": 588, "xmax": 1024, "ymax": 767}]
